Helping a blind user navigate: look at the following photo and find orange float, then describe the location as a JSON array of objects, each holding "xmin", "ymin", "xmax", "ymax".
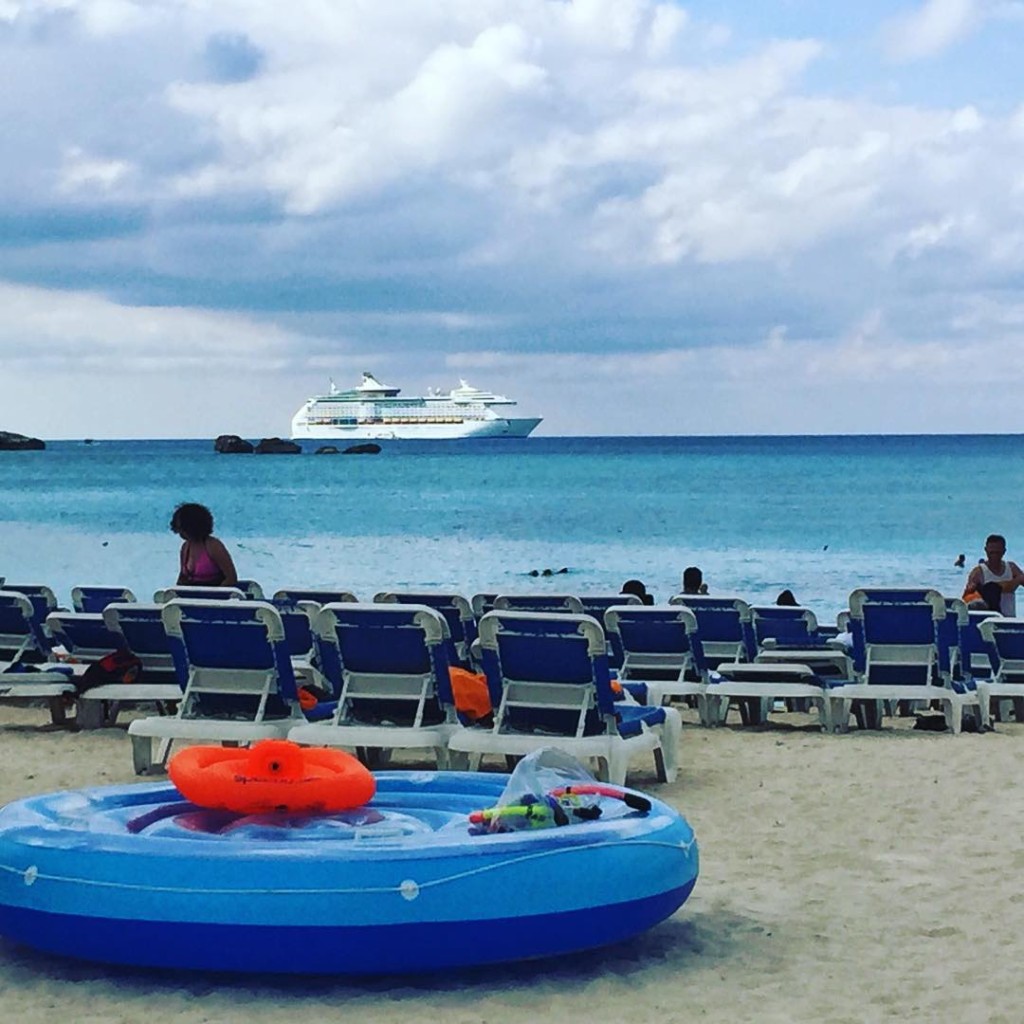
[{"xmin": 169, "ymin": 739, "xmax": 376, "ymax": 815}]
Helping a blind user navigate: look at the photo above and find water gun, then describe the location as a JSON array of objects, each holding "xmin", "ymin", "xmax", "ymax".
[{"xmin": 469, "ymin": 784, "xmax": 651, "ymax": 833}]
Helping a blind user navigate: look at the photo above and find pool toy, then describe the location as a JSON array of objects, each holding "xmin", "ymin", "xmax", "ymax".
[
  {"xmin": 0, "ymin": 772, "xmax": 698, "ymax": 974},
  {"xmin": 168, "ymin": 740, "xmax": 375, "ymax": 815}
]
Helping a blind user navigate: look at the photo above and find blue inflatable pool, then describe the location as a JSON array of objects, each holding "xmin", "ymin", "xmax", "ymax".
[{"xmin": 0, "ymin": 771, "xmax": 698, "ymax": 974}]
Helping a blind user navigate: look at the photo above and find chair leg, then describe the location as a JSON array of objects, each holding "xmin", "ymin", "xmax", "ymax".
[
  {"xmin": 47, "ymin": 697, "xmax": 69, "ymax": 727},
  {"xmin": 942, "ymin": 699, "xmax": 962, "ymax": 736},
  {"xmin": 76, "ymin": 699, "xmax": 105, "ymax": 731},
  {"xmin": 603, "ymin": 751, "xmax": 626, "ymax": 786},
  {"xmin": 657, "ymin": 708, "xmax": 681, "ymax": 784},
  {"xmin": 131, "ymin": 735, "xmax": 154, "ymax": 775}
]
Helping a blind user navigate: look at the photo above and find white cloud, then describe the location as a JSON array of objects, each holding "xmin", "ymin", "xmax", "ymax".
[{"xmin": 883, "ymin": 0, "xmax": 982, "ymax": 61}]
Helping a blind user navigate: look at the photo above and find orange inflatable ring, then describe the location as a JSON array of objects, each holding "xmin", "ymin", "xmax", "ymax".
[{"xmin": 168, "ymin": 739, "xmax": 376, "ymax": 815}]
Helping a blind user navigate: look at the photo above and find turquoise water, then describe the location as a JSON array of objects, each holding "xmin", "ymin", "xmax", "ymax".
[{"xmin": 1, "ymin": 435, "xmax": 1020, "ymax": 621}]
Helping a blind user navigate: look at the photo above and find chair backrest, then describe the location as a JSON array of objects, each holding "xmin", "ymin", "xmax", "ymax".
[
  {"xmin": 162, "ymin": 600, "xmax": 299, "ymax": 720},
  {"xmin": 272, "ymin": 588, "xmax": 358, "ymax": 605},
  {"xmin": 978, "ymin": 617, "xmax": 1024, "ymax": 679},
  {"xmin": 960, "ymin": 609, "xmax": 1001, "ymax": 678},
  {"xmin": 45, "ymin": 611, "xmax": 123, "ymax": 663},
  {"xmin": 71, "ymin": 585, "xmax": 137, "ymax": 613},
  {"xmin": 235, "ymin": 579, "xmax": 265, "ymax": 600},
  {"xmin": 471, "ymin": 593, "xmax": 499, "ymax": 620},
  {"xmin": 0, "ymin": 590, "xmax": 52, "ymax": 662},
  {"xmin": 102, "ymin": 602, "xmax": 178, "ymax": 678},
  {"xmin": 478, "ymin": 610, "xmax": 618, "ymax": 737},
  {"xmin": 373, "ymin": 592, "xmax": 477, "ymax": 668},
  {"xmin": 492, "ymin": 594, "xmax": 585, "ymax": 615},
  {"xmin": 578, "ymin": 593, "xmax": 640, "ymax": 620},
  {"xmin": 603, "ymin": 604, "xmax": 706, "ymax": 681},
  {"xmin": 267, "ymin": 598, "xmax": 318, "ymax": 660},
  {"xmin": 848, "ymin": 588, "xmax": 944, "ymax": 685},
  {"xmin": 153, "ymin": 586, "xmax": 246, "ymax": 604},
  {"xmin": 312, "ymin": 603, "xmax": 453, "ymax": 728},
  {"xmin": 749, "ymin": 606, "xmax": 820, "ymax": 651},
  {"xmin": 668, "ymin": 595, "xmax": 755, "ymax": 662},
  {"xmin": 1, "ymin": 584, "xmax": 59, "ymax": 627}
]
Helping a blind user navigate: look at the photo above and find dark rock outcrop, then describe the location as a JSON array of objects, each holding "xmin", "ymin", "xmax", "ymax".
[
  {"xmin": 255, "ymin": 437, "xmax": 302, "ymax": 454},
  {"xmin": 0, "ymin": 431, "xmax": 45, "ymax": 451},
  {"xmin": 314, "ymin": 445, "xmax": 340, "ymax": 455},
  {"xmin": 214, "ymin": 434, "xmax": 254, "ymax": 454},
  {"xmin": 343, "ymin": 443, "xmax": 382, "ymax": 455}
]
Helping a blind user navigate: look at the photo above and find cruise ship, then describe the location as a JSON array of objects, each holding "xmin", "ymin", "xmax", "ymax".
[{"xmin": 290, "ymin": 373, "xmax": 543, "ymax": 441}]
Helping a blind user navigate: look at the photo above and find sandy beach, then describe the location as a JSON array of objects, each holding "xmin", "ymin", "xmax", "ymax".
[{"xmin": 0, "ymin": 705, "xmax": 1019, "ymax": 1024}]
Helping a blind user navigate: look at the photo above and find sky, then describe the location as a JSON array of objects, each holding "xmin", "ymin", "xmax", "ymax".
[{"xmin": 3, "ymin": 0, "xmax": 1024, "ymax": 438}]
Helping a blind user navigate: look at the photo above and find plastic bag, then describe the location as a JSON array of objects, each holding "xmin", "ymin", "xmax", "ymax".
[{"xmin": 468, "ymin": 748, "xmax": 650, "ymax": 834}]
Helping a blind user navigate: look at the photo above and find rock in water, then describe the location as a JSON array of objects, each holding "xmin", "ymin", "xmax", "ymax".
[
  {"xmin": 314, "ymin": 445, "xmax": 341, "ymax": 455},
  {"xmin": 0, "ymin": 431, "xmax": 45, "ymax": 451},
  {"xmin": 343, "ymin": 443, "xmax": 382, "ymax": 455},
  {"xmin": 214, "ymin": 434, "xmax": 254, "ymax": 454},
  {"xmin": 255, "ymin": 437, "xmax": 302, "ymax": 454}
]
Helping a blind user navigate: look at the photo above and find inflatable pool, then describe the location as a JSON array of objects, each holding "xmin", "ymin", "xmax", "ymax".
[{"xmin": 0, "ymin": 771, "xmax": 698, "ymax": 974}]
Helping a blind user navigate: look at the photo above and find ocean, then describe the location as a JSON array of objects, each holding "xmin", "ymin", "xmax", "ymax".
[{"xmin": 1, "ymin": 434, "xmax": 1020, "ymax": 622}]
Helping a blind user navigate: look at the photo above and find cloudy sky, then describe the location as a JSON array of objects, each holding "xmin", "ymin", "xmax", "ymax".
[{"xmin": 3, "ymin": 0, "xmax": 1024, "ymax": 438}]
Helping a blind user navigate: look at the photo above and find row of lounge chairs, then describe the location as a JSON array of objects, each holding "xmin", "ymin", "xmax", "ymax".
[{"xmin": 3, "ymin": 581, "xmax": 1024, "ymax": 786}]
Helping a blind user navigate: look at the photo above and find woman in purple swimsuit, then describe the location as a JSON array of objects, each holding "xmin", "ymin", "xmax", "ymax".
[{"xmin": 170, "ymin": 503, "xmax": 238, "ymax": 587}]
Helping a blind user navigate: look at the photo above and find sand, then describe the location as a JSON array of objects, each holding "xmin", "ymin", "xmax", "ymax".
[{"xmin": 0, "ymin": 704, "xmax": 1019, "ymax": 1024}]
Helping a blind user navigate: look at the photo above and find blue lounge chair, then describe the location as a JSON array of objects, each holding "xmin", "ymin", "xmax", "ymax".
[
  {"xmin": 127, "ymin": 600, "xmax": 305, "ymax": 773},
  {"xmin": 827, "ymin": 589, "xmax": 972, "ymax": 733},
  {"xmin": 153, "ymin": 586, "xmax": 246, "ymax": 603},
  {"xmin": 977, "ymin": 618, "xmax": 1024, "ymax": 727},
  {"xmin": 706, "ymin": 663, "xmax": 833, "ymax": 729},
  {"xmin": 0, "ymin": 591, "xmax": 76, "ymax": 724},
  {"xmin": 750, "ymin": 605, "xmax": 852, "ymax": 683},
  {"xmin": 71, "ymin": 586, "xmax": 137, "ymax": 613},
  {"xmin": 374, "ymin": 591, "xmax": 478, "ymax": 669},
  {"xmin": 44, "ymin": 611, "xmax": 123, "ymax": 664},
  {"xmin": 235, "ymin": 579, "xmax": 265, "ymax": 599},
  {"xmin": 272, "ymin": 588, "xmax": 358, "ymax": 605},
  {"xmin": 602, "ymin": 604, "xmax": 710, "ymax": 715},
  {"xmin": 493, "ymin": 594, "xmax": 585, "ymax": 615},
  {"xmin": 470, "ymin": 593, "xmax": 499, "ymax": 620},
  {"xmin": 668, "ymin": 595, "xmax": 756, "ymax": 666},
  {"xmin": 288, "ymin": 603, "xmax": 457, "ymax": 768},
  {"xmin": 446, "ymin": 611, "xmax": 680, "ymax": 785}
]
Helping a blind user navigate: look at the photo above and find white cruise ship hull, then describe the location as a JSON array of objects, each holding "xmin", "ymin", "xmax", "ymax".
[{"xmin": 291, "ymin": 416, "xmax": 541, "ymax": 441}]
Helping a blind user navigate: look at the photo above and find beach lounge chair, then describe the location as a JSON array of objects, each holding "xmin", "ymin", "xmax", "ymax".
[
  {"xmin": 493, "ymin": 594, "xmax": 585, "ymax": 615},
  {"xmin": 446, "ymin": 611, "xmax": 680, "ymax": 785},
  {"xmin": 976, "ymin": 618, "xmax": 1024, "ymax": 727},
  {"xmin": 235, "ymin": 579, "xmax": 265, "ymax": 599},
  {"xmin": 602, "ymin": 604, "xmax": 710, "ymax": 715},
  {"xmin": 153, "ymin": 586, "xmax": 246, "ymax": 603},
  {"xmin": 0, "ymin": 591, "xmax": 76, "ymax": 724},
  {"xmin": 374, "ymin": 591, "xmax": 478, "ymax": 669},
  {"xmin": 288, "ymin": 603, "xmax": 457, "ymax": 768},
  {"xmin": 126, "ymin": 600, "xmax": 305, "ymax": 773},
  {"xmin": 64, "ymin": 602, "xmax": 184, "ymax": 730},
  {"xmin": 470, "ymin": 593, "xmax": 499, "ymax": 620},
  {"xmin": 0, "ymin": 588, "xmax": 59, "ymax": 665},
  {"xmin": 578, "ymin": 593, "xmax": 641, "ymax": 620},
  {"xmin": 71, "ymin": 586, "xmax": 137, "ymax": 613},
  {"xmin": 827, "ymin": 589, "xmax": 972, "ymax": 734},
  {"xmin": 668, "ymin": 595, "xmax": 756, "ymax": 666},
  {"xmin": 705, "ymin": 662, "xmax": 833, "ymax": 730},
  {"xmin": 44, "ymin": 611, "xmax": 123, "ymax": 664},
  {"xmin": 272, "ymin": 588, "xmax": 359, "ymax": 605},
  {"xmin": 750, "ymin": 605, "xmax": 852, "ymax": 683}
]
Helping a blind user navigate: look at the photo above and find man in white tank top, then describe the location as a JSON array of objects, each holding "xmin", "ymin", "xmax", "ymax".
[{"xmin": 965, "ymin": 534, "xmax": 1024, "ymax": 615}]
